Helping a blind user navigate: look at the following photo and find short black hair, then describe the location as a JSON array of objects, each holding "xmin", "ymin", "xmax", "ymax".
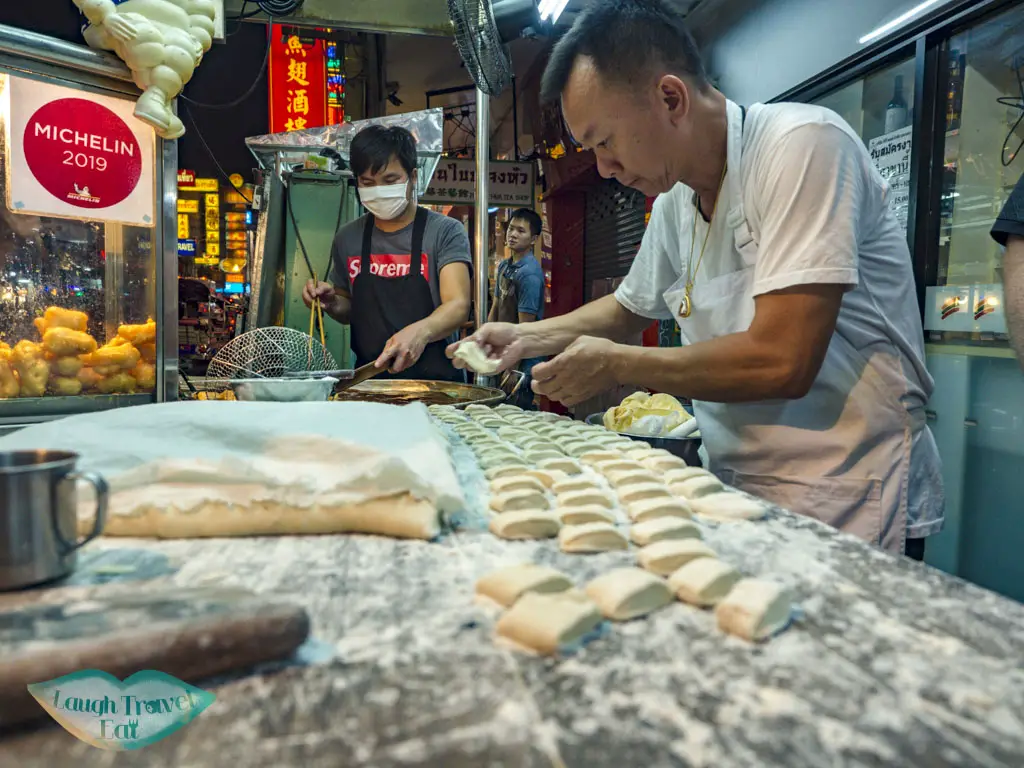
[
  {"xmin": 509, "ymin": 208, "xmax": 542, "ymax": 237},
  {"xmin": 540, "ymin": 0, "xmax": 708, "ymax": 104},
  {"xmin": 350, "ymin": 125, "xmax": 417, "ymax": 178}
]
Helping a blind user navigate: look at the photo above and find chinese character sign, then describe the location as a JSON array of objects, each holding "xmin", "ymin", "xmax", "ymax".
[
  {"xmin": 421, "ymin": 160, "xmax": 535, "ymax": 207},
  {"xmin": 268, "ymin": 25, "xmax": 327, "ymax": 134}
]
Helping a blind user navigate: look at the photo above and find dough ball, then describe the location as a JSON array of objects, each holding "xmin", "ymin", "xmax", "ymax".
[
  {"xmin": 637, "ymin": 539, "xmax": 715, "ymax": 577},
  {"xmin": 559, "ymin": 522, "xmax": 629, "ymax": 554},
  {"xmin": 475, "ymin": 563, "xmax": 573, "ymax": 608},
  {"xmin": 585, "ymin": 567, "xmax": 673, "ymax": 621},
  {"xmin": 668, "ymin": 558, "xmax": 741, "ymax": 608},
  {"xmin": 454, "ymin": 341, "xmax": 502, "ymax": 375},
  {"xmin": 495, "ymin": 590, "xmax": 603, "ymax": 656},
  {"xmin": 489, "ymin": 510, "xmax": 561, "ymax": 540},
  {"xmin": 715, "ymin": 579, "xmax": 794, "ymax": 641}
]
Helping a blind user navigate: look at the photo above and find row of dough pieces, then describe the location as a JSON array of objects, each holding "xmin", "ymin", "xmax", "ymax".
[
  {"xmin": 476, "ymin": 561, "xmax": 794, "ymax": 655},
  {"xmin": 429, "ymin": 402, "xmax": 768, "ymax": 541}
]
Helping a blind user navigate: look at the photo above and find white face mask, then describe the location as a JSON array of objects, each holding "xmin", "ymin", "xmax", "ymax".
[{"xmin": 359, "ymin": 181, "xmax": 414, "ymax": 220}]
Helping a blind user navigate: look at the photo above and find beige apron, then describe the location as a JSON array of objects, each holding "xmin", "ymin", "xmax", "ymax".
[{"xmin": 664, "ymin": 102, "xmax": 916, "ymax": 553}]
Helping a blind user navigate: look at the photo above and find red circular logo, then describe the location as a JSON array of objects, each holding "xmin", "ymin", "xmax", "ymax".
[{"xmin": 22, "ymin": 97, "xmax": 143, "ymax": 210}]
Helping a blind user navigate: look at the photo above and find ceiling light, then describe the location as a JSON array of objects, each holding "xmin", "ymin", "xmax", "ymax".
[{"xmin": 859, "ymin": 0, "xmax": 944, "ymax": 45}]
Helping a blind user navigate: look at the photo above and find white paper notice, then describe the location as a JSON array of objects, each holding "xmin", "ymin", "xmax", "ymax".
[{"xmin": 868, "ymin": 126, "xmax": 912, "ymax": 235}]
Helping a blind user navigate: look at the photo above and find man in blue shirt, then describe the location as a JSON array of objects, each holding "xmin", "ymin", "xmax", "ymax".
[{"xmin": 489, "ymin": 208, "xmax": 545, "ymax": 408}]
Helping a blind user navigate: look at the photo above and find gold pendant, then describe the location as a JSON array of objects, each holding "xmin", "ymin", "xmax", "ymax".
[{"xmin": 679, "ymin": 288, "xmax": 692, "ymax": 319}]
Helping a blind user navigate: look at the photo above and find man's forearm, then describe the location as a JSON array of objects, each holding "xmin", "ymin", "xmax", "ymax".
[
  {"xmin": 418, "ymin": 298, "xmax": 471, "ymax": 343},
  {"xmin": 1005, "ymin": 241, "xmax": 1024, "ymax": 370},
  {"xmin": 519, "ymin": 295, "xmax": 651, "ymax": 358},
  {"xmin": 610, "ymin": 331, "xmax": 811, "ymax": 403}
]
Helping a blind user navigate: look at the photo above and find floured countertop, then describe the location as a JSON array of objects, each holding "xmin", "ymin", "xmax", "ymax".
[{"xmin": 3, "ymin": 419, "xmax": 1024, "ymax": 767}]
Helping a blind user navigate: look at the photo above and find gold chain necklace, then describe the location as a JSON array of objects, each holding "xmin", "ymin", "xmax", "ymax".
[{"xmin": 679, "ymin": 162, "xmax": 728, "ymax": 319}]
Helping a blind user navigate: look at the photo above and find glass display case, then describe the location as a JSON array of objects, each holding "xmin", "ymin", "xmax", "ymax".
[
  {"xmin": 0, "ymin": 29, "xmax": 176, "ymax": 431},
  {"xmin": 795, "ymin": 1, "xmax": 1024, "ymax": 602}
]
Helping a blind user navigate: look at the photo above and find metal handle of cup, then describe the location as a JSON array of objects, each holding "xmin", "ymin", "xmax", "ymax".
[{"xmin": 61, "ymin": 471, "xmax": 109, "ymax": 554}]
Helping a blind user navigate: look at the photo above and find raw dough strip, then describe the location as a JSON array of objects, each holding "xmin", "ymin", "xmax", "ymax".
[
  {"xmin": 668, "ymin": 558, "xmax": 741, "ymax": 607},
  {"xmin": 557, "ymin": 488, "xmax": 615, "ymax": 509},
  {"xmin": 715, "ymin": 579, "xmax": 794, "ymax": 641},
  {"xmin": 585, "ymin": 568, "xmax": 673, "ymax": 621},
  {"xmin": 475, "ymin": 563, "xmax": 573, "ymax": 607},
  {"xmin": 495, "ymin": 590, "xmax": 604, "ymax": 655},
  {"xmin": 93, "ymin": 493, "xmax": 442, "ymax": 541}
]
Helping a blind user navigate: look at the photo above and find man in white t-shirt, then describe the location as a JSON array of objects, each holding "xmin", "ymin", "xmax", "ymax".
[{"xmin": 448, "ymin": 0, "xmax": 944, "ymax": 558}]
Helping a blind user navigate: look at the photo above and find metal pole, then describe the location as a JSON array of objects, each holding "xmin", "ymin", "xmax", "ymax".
[
  {"xmin": 511, "ymin": 75, "xmax": 520, "ymax": 160},
  {"xmin": 473, "ymin": 87, "xmax": 490, "ymax": 387}
]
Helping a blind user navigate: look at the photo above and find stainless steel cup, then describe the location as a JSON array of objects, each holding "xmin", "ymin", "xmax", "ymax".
[{"xmin": 0, "ymin": 450, "xmax": 107, "ymax": 590}]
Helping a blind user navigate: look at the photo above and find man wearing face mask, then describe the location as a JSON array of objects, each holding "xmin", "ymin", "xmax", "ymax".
[{"xmin": 303, "ymin": 125, "xmax": 472, "ymax": 379}]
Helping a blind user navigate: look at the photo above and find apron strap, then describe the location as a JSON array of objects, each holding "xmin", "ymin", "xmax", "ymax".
[
  {"xmin": 410, "ymin": 206, "xmax": 428, "ymax": 274},
  {"xmin": 360, "ymin": 213, "xmax": 375, "ymax": 274}
]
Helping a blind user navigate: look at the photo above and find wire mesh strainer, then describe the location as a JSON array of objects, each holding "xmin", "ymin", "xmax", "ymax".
[{"xmin": 206, "ymin": 327, "xmax": 338, "ymax": 380}]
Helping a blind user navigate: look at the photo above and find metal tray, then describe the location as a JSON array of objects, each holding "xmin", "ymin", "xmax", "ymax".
[
  {"xmin": 332, "ymin": 379, "xmax": 506, "ymax": 408},
  {"xmin": 586, "ymin": 412, "xmax": 703, "ymax": 466}
]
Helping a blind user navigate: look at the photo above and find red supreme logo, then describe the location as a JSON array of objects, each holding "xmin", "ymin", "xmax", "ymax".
[{"xmin": 348, "ymin": 254, "xmax": 429, "ymax": 282}]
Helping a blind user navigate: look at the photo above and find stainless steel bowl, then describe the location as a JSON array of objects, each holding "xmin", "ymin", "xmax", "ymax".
[
  {"xmin": 586, "ymin": 412, "xmax": 703, "ymax": 466},
  {"xmin": 230, "ymin": 377, "xmax": 338, "ymax": 402}
]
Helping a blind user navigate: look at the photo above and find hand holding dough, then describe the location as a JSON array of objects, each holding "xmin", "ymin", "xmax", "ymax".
[{"xmin": 454, "ymin": 340, "xmax": 502, "ymax": 375}]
